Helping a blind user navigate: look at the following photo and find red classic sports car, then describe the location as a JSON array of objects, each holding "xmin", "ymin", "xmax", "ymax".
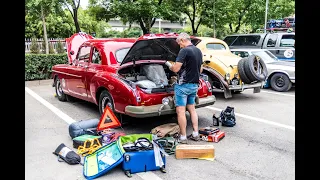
[{"xmin": 52, "ymin": 32, "xmax": 216, "ymax": 118}]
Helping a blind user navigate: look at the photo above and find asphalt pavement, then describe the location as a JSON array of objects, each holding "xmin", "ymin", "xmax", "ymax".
[{"xmin": 25, "ymin": 80, "xmax": 295, "ymax": 180}]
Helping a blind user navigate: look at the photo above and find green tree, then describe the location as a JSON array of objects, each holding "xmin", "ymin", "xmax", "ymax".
[
  {"xmin": 168, "ymin": 0, "xmax": 211, "ymax": 36},
  {"xmin": 26, "ymin": 0, "xmax": 62, "ymax": 54},
  {"xmin": 201, "ymin": 0, "xmax": 295, "ymax": 36},
  {"xmin": 89, "ymin": 0, "xmax": 182, "ymax": 34},
  {"xmin": 49, "ymin": 43, "xmax": 55, "ymax": 54},
  {"xmin": 30, "ymin": 38, "xmax": 40, "ymax": 54},
  {"xmin": 60, "ymin": 0, "xmax": 82, "ymax": 32},
  {"xmin": 56, "ymin": 41, "xmax": 65, "ymax": 53}
]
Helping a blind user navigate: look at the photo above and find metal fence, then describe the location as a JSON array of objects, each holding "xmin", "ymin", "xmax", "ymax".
[{"xmin": 25, "ymin": 38, "xmax": 66, "ymax": 53}]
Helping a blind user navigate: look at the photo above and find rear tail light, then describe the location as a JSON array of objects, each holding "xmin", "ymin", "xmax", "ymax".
[
  {"xmin": 131, "ymin": 84, "xmax": 141, "ymax": 103},
  {"xmin": 205, "ymin": 81, "xmax": 212, "ymax": 92}
]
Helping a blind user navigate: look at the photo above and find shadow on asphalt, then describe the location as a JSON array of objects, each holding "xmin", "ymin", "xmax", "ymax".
[{"xmin": 60, "ymin": 95, "xmax": 216, "ymax": 134}]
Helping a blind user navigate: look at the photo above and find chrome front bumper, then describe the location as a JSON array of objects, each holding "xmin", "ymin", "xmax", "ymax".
[
  {"xmin": 124, "ymin": 95, "xmax": 216, "ymax": 118},
  {"xmin": 228, "ymin": 81, "xmax": 264, "ymax": 91}
]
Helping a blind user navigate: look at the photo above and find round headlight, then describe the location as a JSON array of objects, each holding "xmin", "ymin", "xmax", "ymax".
[
  {"xmin": 225, "ymin": 73, "xmax": 230, "ymax": 80},
  {"xmin": 162, "ymin": 97, "xmax": 169, "ymax": 105}
]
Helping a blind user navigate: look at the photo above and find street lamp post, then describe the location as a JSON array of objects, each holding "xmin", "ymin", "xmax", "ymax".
[{"xmin": 264, "ymin": 0, "xmax": 269, "ymax": 33}]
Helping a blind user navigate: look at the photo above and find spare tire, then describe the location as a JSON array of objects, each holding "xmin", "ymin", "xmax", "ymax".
[
  {"xmin": 244, "ymin": 55, "xmax": 268, "ymax": 82},
  {"xmin": 237, "ymin": 58, "xmax": 252, "ymax": 84}
]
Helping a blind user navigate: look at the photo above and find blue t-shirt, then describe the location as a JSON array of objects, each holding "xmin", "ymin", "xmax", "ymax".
[{"xmin": 176, "ymin": 45, "xmax": 203, "ymax": 84}]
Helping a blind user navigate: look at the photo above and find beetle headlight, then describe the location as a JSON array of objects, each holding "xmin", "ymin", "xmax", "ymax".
[
  {"xmin": 225, "ymin": 73, "xmax": 230, "ymax": 80},
  {"xmin": 162, "ymin": 97, "xmax": 170, "ymax": 105},
  {"xmin": 234, "ymin": 73, "xmax": 239, "ymax": 78}
]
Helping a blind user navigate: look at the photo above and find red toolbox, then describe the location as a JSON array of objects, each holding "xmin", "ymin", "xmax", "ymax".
[{"xmin": 199, "ymin": 127, "xmax": 225, "ymax": 143}]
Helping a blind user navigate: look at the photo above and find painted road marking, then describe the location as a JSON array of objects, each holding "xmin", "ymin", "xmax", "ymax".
[
  {"xmin": 261, "ymin": 90, "xmax": 295, "ymax": 97},
  {"xmin": 205, "ymin": 106, "xmax": 295, "ymax": 131},
  {"xmin": 25, "ymin": 87, "xmax": 163, "ymax": 180},
  {"xmin": 25, "ymin": 87, "xmax": 76, "ymax": 124}
]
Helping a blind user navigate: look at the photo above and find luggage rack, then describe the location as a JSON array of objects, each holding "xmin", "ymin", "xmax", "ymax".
[{"xmin": 256, "ymin": 27, "xmax": 295, "ymax": 33}]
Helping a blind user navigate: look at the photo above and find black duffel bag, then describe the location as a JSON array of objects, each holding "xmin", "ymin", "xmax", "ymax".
[{"xmin": 68, "ymin": 119, "xmax": 99, "ymax": 139}]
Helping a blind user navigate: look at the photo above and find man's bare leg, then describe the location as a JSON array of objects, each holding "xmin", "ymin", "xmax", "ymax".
[
  {"xmin": 186, "ymin": 104, "xmax": 198, "ymax": 133},
  {"xmin": 176, "ymin": 106, "xmax": 187, "ymax": 137}
]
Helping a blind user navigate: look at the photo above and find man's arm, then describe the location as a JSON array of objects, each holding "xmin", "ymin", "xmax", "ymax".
[
  {"xmin": 170, "ymin": 62, "xmax": 183, "ymax": 73},
  {"xmin": 200, "ymin": 64, "xmax": 203, "ymax": 73},
  {"xmin": 165, "ymin": 48, "xmax": 186, "ymax": 72}
]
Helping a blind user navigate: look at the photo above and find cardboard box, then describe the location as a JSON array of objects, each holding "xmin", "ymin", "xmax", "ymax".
[
  {"xmin": 199, "ymin": 131, "xmax": 225, "ymax": 142},
  {"xmin": 175, "ymin": 144, "xmax": 215, "ymax": 159}
]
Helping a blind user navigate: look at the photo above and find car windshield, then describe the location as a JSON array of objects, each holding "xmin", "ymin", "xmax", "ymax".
[
  {"xmin": 116, "ymin": 47, "xmax": 131, "ymax": 63},
  {"xmin": 251, "ymin": 50, "xmax": 278, "ymax": 63}
]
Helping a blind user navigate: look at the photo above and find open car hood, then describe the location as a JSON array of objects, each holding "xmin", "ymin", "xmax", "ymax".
[
  {"xmin": 65, "ymin": 32, "xmax": 94, "ymax": 64},
  {"xmin": 120, "ymin": 37, "xmax": 201, "ymax": 66}
]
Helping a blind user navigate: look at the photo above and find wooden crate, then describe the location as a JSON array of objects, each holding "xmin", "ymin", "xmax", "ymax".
[{"xmin": 175, "ymin": 144, "xmax": 215, "ymax": 159}]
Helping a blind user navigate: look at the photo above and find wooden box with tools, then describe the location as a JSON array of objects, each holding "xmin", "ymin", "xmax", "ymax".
[{"xmin": 175, "ymin": 144, "xmax": 215, "ymax": 159}]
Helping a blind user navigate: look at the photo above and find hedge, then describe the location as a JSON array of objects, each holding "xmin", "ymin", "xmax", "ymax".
[{"xmin": 25, "ymin": 53, "xmax": 68, "ymax": 81}]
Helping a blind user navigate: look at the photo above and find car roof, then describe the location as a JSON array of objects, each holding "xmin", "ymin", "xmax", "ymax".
[
  {"xmin": 226, "ymin": 33, "xmax": 266, "ymax": 36},
  {"xmin": 230, "ymin": 49, "xmax": 269, "ymax": 52},
  {"xmin": 196, "ymin": 36, "xmax": 227, "ymax": 43}
]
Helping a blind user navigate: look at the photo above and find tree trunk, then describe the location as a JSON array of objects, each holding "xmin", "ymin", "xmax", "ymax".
[
  {"xmin": 41, "ymin": 5, "xmax": 49, "ymax": 54},
  {"xmin": 229, "ymin": 23, "xmax": 233, "ymax": 32},
  {"xmin": 138, "ymin": 18, "xmax": 150, "ymax": 34},
  {"xmin": 73, "ymin": 9, "xmax": 81, "ymax": 32}
]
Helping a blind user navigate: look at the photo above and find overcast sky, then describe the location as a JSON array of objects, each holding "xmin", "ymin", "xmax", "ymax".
[{"xmin": 80, "ymin": 0, "xmax": 88, "ymax": 9}]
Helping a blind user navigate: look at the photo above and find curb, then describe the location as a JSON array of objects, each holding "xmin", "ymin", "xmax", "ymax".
[{"xmin": 25, "ymin": 79, "xmax": 53, "ymax": 87}]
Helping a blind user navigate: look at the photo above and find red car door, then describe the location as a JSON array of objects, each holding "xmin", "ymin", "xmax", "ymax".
[
  {"xmin": 67, "ymin": 45, "xmax": 91, "ymax": 100},
  {"xmin": 82, "ymin": 46, "xmax": 105, "ymax": 103}
]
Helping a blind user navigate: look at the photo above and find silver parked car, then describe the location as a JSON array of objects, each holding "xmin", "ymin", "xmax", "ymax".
[{"xmin": 231, "ymin": 49, "xmax": 295, "ymax": 92}]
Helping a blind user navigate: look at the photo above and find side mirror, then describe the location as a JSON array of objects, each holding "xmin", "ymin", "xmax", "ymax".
[
  {"xmin": 204, "ymin": 60, "xmax": 210, "ymax": 64},
  {"xmin": 70, "ymin": 50, "xmax": 74, "ymax": 55}
]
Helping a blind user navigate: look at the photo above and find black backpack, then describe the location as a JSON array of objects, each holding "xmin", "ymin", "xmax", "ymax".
[{"xmin": 220, "ymin": 106, "xmax": 236, "ymax": 127}]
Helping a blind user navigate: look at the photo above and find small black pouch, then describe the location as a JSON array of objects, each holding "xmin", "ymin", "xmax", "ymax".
[{"xmin": 53, "ymin": 143, "xmax": 82, "ymax": 165}]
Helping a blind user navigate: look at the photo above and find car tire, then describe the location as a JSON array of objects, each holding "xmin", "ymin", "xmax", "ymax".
[
  {"xmin": 244, "ymin": 55, "xmax": 268, "ymax": 82},
  {"xmin": 55, "ymin": 77, "xmax": 67, "ymax": 102},
  {"xmin": 98, "ymin": 90, "xmax": 120, "ymax": 118},
  {"xmin": 237, "ymin": 58, "xmax": 252, "ymax": 84},
  {"xmin": 270, "ymin": 73, "xmax": 292, "ymax": 92}
]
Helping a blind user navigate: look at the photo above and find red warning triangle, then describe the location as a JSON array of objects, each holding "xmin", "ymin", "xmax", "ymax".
[{"xmin": 97, "ymin": 106, "xmax": 121, "ymax": 131}]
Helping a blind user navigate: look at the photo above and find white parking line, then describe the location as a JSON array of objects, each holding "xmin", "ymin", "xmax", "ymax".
[
  {"xmin": 25, "ymin": 87, "xmax": 76, "ymax": 124},
  {"xmin": 205, "ymin": 106, "xmax": 295, "ymax": 131},
  {"xmin": 261, "ymin": 90, "xmax": 295, "ymax": 97},
  {"xmin": 25, "ymin": 87, "xmax": 163, "ymax": 180}
]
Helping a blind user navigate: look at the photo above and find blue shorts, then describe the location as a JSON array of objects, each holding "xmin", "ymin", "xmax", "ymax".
[{"xmin": 174, "ymin": 83, "xmax": 198, "ymax": 107}]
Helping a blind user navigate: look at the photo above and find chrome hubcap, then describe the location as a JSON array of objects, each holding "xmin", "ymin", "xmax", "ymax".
[
  {"xmin": 56, "ymin": 80, "xmax": 63, "ymax": 96},
  {"xmin": 101, "ymin": 96, "xmax": 113, "ymax": 115},
  {"xmin": 276, "ymin": 77, "xmax": 285, "ymax": 87}
]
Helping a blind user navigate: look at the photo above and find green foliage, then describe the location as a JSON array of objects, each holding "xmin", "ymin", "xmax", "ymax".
[
  {"xmin": 122, "ymin": 28, "xmax": 142, "ymax": 38},
  {"xmin": 99, "ymin": 28, "xmax": 142, "ymax": 38},
  {"xmin": 25, "ymin": 54, "xmax": 68, "ymax": 81},
  {"xmin": 41, "ymin": 41, "xmax": 46, "ymax": 54},
  {"xmin": 30, "ymin": 38, "xmax": 40, "ymax": 54},
  {"xmin": 56, "ymin": 41, "xmax": 65, "ymax": 54},
  {"xmin": 25, "ymin": 0, "xmax": 294, "ymax": 41},
  {"xmin": 90, "ymin": 0, "xmax": 182, "ymax": 34},
  {"xmin": 49, "ymin": 43, "xmax": 55, "ymax": 54}
]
